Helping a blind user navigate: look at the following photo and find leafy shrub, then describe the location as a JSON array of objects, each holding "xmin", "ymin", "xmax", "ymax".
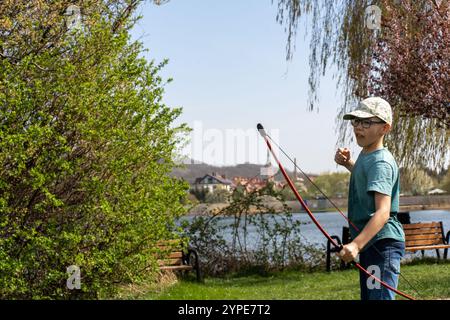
[
  {"xmin": 181, "ymin": 185, "xmax": 326, "ymax": 276},
  {"xmin": 0, "ymin": 1, "xmax": 188, "ymax": 299}
]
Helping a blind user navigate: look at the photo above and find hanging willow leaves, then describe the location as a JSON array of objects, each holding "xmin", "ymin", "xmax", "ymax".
[{"xmin": 274, "ymin": 0, "xmax": 449, "ymax": 172}]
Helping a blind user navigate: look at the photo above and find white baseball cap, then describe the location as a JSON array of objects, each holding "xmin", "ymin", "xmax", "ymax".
[{"xmin": 343, "ymin": 97, "xmax": 393, "ymax": 125}]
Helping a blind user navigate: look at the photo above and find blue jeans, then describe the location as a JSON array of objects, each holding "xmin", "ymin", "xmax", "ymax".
[{"xmin": 358, "ymin": 238, "xmax": 405, "ymax": 300}]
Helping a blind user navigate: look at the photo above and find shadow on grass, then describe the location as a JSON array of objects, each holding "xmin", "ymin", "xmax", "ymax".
[{"xmin": 207, "ymin": 263, "xmax": 328, "ymax": 280}]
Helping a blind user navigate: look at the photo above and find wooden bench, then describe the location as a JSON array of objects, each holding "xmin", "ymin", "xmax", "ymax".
[
  {"xmin": 156, "ymin": 240, "xmax": 202, "ymax": 281},
  {"xmin": 326, "ymin": 221, "xmax": 450, "ymax": 271},
  {"xmin": 403, "ymin": 222, "xmax": 450, "ymax": 259}
]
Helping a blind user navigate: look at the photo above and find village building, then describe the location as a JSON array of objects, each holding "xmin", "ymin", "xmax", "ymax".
[
  {"xmin": 193, "ymin": 173, "xmax": 234, "ymax": 193},
  {"xmin": 232, "ymin": 176, "xmax": 267, "ymax": 193}
]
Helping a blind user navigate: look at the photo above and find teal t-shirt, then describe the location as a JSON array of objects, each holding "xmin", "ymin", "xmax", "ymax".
[{"xmin": 347, "ymin": 147, "xmax": 405, "ymax": 250}]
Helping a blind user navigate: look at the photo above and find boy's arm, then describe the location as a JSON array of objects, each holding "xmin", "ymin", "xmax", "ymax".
[
  {"xmin": 344, "ymin": 160, "xmax": 355, "ymax": 172},
  {"xmin": 339, "ymin": 192, "xmax": 391, "ymax": 262},
  {"xmin": 352, "ymin": 192, "xmax": 391, "ymax": 250}
]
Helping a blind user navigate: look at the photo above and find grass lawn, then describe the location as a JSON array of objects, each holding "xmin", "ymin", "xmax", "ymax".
[{"xmin": 127, "ymin": 259, "xmax": 450, "ymax": 300}]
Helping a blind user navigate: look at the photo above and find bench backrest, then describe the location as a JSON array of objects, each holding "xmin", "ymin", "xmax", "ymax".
[
  {"xmin": 403, "ymin": 222, "xmax": 445, "ymax": 248},
  {"xmin": 156, "ymin": 240, "xmax": 186, "ymax": 267}
]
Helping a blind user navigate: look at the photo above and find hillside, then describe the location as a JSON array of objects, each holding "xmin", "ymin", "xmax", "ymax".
[{"xmin": 171, "ymin": 159, "xmax": 309, "ymax": 184}]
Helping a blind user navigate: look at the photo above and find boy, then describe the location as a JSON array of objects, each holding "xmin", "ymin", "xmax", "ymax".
[{"xmin": 335, "ymin": 97, "xmax": 405, "ymax": 300}]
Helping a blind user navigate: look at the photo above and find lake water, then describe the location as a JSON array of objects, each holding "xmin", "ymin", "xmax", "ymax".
[
  {"xmin": 296, "ymin": 210, "xmax": 450, "ymax": 247},
  {"xmin": 183, "ymin": 210, "xmax": 450, "ymax": 258}
]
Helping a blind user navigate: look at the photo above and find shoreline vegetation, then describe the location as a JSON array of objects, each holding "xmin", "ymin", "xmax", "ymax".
[
  {"xmin": 187, "ymin": 200, "xmax": 345, "ymax": 216},
  {"xmin": 187, "ymin": 195, "xmax": 450, "ymax": 216}
]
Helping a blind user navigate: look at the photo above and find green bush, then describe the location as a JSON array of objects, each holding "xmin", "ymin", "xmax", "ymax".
[
  {"xmin": 0, "ymin": 1, "xmax": 188, "ymax": 299},
  {"xmin": 181, "ymin": 186, "xmax": 325, "ymax": 276}
]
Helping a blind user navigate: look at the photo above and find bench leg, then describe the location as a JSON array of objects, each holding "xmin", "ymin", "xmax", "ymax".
[
  {"xmin": 445, "ymin": 231, "xmax": 450, "ymax": 260},
  {"xmin": 326, "ymin": 245, "xmax": 331, "ymax": 272},
  {"xmin": 195, "ymin": 266, "xmax": 202, "ymax": 282},
  {"xmin": 326, "ymin": 235, "xmax": 342, "ymax": 272},
  {"xmin": 436, "ymin": 249, "xmax": 440, "ymax": 260}
]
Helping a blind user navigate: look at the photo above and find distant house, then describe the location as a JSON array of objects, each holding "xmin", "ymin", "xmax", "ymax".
[
  {"xmin": 232, "ymin": 176, "xmax": 287, "ymax": 193},
  {"xmin": 194, "ymin": 173, "xmax": 234, "ymax": 193},
  {"xmin": 233, "ymin": 176, "xmax": 267, "ymax": 193}
]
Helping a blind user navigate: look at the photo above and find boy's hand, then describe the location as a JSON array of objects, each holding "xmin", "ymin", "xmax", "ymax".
[
  {"xmin": 339, "ymin": 242, "xmax": 360, "ymax": 263},
  {"xmin": 335, "ymin": 148, "xmax": 351, "ymax": 166}
]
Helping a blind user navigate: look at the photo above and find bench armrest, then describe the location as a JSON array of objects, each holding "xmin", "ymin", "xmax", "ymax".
[
  {"xmin": 184, "ymin": 247, "xmax": 202, "ymax": 282},
  {"xmin": 445, "ymin": 230, "xmax": 450, "ymax": 245},
  {"xmin": 184, "ymin": 248, "xmax": 199, "ymax": 264}
]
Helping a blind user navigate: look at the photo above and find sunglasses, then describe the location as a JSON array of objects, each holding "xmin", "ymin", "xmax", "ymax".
[{"xmin": 351, "ymin": 118, "xmax": 385, "ymax": 129}]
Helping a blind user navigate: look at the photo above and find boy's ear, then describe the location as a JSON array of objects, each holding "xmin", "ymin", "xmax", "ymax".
[{"xmin": 383, "ymin": 123, "xmax": 391, "ymax": 134}]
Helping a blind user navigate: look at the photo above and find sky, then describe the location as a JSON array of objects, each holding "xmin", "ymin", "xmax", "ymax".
[{"xmin": 130, "ymin": 0, "xmax": 361, "ymax": 174}]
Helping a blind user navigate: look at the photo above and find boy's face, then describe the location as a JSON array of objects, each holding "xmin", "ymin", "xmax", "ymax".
[{"xmin": 352, "ymin": 117, "xmax": 390, "ymax": 148}]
